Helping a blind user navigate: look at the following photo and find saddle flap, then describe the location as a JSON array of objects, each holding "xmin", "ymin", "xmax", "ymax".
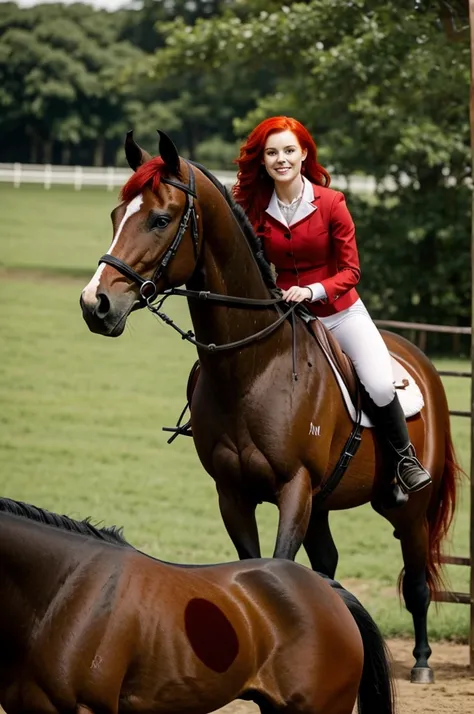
[{"xmin": 310, "ymin": 320, "xmax": 358, "ymax": 403}]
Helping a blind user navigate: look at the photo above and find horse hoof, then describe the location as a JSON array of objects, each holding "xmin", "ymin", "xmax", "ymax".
[{"xmin": 410, "ymin": 666, "xmax": 434, "ymax": 684}]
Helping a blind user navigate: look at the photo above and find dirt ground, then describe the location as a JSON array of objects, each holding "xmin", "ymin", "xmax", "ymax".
[
  {"xmin": 218, "ymin": 639, "xmax": 473, "ymax": 714},
  {"xmin": 386, "ymin": 638, "xmax": 473, "ymax": 713}
]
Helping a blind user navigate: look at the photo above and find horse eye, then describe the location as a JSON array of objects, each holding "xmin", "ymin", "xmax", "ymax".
[{"xmin": 151, "ymin": 214, "xmax": 171, "ymax": 230}]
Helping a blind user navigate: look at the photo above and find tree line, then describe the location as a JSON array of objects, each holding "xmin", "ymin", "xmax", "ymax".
[{"xmin": 0, "ymin": 0, "xmax": 471, "ymax": 332}]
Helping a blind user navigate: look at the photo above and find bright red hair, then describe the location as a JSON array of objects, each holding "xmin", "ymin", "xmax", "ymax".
[
  {"xmin": 232, "ymin": 116, "xmax": 331, "ymax": 227},
  {"xmin": 121, "ymin": 157, "xmax": 165, "ymax": 203}
]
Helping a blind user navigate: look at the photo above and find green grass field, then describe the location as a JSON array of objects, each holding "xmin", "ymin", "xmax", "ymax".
[{"xmin": 0, "ymin": 184, "xmax": 471, "ymax": 641}]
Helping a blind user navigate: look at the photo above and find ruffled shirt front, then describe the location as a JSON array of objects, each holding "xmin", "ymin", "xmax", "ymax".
[{"xmin": 276, "ymin": 188, "xmax": 304, "ymax": 226}]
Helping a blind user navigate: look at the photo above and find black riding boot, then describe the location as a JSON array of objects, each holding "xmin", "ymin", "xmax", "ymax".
[{"xmin": 373, "ymin": 393, "xmax": 432, "ymax": 495}]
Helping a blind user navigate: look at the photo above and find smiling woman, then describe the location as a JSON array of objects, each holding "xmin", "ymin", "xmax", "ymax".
[{"xmin": 233, "ymin": 115, "xmax": 434, "ymax": 503}]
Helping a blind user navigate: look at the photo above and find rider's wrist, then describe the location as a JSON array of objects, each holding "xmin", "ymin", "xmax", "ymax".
[{"xmin": 304, "ymin": 282, "xmax": 327, "ymax": 302}]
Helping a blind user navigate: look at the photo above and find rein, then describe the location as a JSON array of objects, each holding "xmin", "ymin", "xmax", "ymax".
[
  {"xmin": 164, "ymin": 286, "xmax": 284, "ymax": 307},
  {"xmin": 98, "ymin": 161, "xmax": 302, "ymax": 379},
  {"xmin": 146, "ymin": 290, "xmax": 300, "ymax": 379}
]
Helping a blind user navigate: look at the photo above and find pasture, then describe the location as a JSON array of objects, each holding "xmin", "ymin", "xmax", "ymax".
[{"xmin": 0, "ymin": 183, "xmax": 470, "ymax": 641}]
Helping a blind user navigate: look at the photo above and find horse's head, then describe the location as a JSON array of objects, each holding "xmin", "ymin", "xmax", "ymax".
[{"xmin": 80, "ymin": 131, "xmax": 201, "ymax": 337}]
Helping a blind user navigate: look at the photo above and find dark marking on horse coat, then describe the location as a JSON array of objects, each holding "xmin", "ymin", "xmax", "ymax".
[{"xmin": 184, "ymin": 597, "xmax": 239, "ymax": 673}]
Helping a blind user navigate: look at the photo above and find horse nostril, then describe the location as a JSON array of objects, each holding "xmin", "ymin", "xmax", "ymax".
[{"xmin": 95, "ymin": 293, "xmax": 111, "ymax": 319}]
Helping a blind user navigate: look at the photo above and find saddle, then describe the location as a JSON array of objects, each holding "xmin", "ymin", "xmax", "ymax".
[
  {"xmin": 309, "ymin": 319, "xmax": 359, "ymax": 405},
  {"xmin": 163, "ymin": 318, "xmax": 424, "ymax": 442}
]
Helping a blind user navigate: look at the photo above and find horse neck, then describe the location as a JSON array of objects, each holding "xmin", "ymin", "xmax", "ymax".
[
  {"xmin": 187, "ymin": 198, "xmax": 278, "ymax": 355},
  {"xmin": 0, "ymin": 517, "xmax": 76, "ymax": 648}
]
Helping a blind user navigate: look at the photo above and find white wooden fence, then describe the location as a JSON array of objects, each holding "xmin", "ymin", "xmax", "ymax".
[
  {"xmin": 0, "ymin": 163, "xmax": 235, "ymax": 190},
  {"xmin": 0, "ymin": 162, "xmax": 379, "ymax": 193}
]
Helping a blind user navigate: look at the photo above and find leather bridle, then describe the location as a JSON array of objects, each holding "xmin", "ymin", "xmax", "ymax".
[{"xmin": 99, "ymin": 161, "xmax": 199, "ymax": 302}]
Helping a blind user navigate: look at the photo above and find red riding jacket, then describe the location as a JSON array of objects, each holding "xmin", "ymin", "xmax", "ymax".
[{"xmin": 259, "ymin": 181, "xmax": 361, "ymax": 317}]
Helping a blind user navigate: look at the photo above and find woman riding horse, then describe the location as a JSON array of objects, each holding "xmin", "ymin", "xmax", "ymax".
[{"xmin": 233, "ymin": 116, "xmax": 431, "ymax": 503}]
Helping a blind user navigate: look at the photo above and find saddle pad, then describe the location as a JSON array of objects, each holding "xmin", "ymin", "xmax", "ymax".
[{"xmin": 326, "ymin": 353, "xmax": 424, "ymax": 428}]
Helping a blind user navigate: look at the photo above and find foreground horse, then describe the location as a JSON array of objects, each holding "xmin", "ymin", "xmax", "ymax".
[
  {"xmin": 80, "ymin": 131, "xmax": 460, "ymax": 681},
  {"xmin": 0, "ymin": 498, "xmax": 394, "ymax": 714}
]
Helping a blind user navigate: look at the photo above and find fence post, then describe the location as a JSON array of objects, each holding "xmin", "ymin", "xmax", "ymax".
[
  {"xmin": 74, "ymin": 166, "xmax": 83, "ymax": 191},
  {"xmin": 44, "ymin": 164, "xmax": 52, "ymax": 190},
  {"xmin": 468, "ymin": 0, "xmax": 474, "ymax": 673},
  {"xmin": 107, "ymin": 166, "xmax": 115, "ymax": 191},
  {"xmin": 13, "ymin": 162, "xmax": 22, "ymax": 188},
  {"xmin": 418, "ymin": 330, "xmax": 427, "ymax": 353}
]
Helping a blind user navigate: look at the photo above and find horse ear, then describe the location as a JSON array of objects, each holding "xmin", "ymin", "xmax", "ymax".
[
  {"xmin": 125, "ymin": 130, "xmax": 152, "ymax": 171},
  {"xmin": 157, "ymin": 130, "xmax": 180, "ymax": 177}
]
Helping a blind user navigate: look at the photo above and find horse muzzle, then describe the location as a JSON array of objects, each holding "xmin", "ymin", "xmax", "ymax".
[{"xmin": 80, "ymin": 290, "xmax": 134, "ymax": 337}]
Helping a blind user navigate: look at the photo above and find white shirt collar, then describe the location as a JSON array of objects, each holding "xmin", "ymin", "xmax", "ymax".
[
  {"xmin": 265, "ymin": 176, "xmax": 317, "ymax": 227},
  {"xmin": 302, "ymin": 175, "xmax": 316, "ymax": 203}
]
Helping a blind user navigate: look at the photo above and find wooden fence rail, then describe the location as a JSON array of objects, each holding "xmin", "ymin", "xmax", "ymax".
[{"xmin": 0, "ymin": 163, "xmax": 379, "ymax": 193}]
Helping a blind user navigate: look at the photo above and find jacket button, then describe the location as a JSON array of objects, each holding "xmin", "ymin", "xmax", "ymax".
[
  {"xmin": 284, "ymin": 232, "xmax": 291, "ymax": 239},
  {"xmin": 286, "ymin": 251, "xmax": 293, "ymax": 257}
]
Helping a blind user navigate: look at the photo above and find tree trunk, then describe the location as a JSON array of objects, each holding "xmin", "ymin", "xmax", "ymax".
[
  {"xmin": 42, "ymin": 139, "xmax": 53, "ymax": 164},
  {"xmin": 28, "ymin": 127, "xmax": 40, "ymax": 164},
  {"xmin": 417, "ymin": 167, "xmax": 442, "ymax": 322},
  {"xmin": 94, "ymin": 136, "xmax": 105, "ymax": 167},
  {"xmin": 61, "ymin": 143, "xmax": 71, "ymax": 165}
]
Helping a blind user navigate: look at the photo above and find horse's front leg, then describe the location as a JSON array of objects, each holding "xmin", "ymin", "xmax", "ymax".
[
  {"xmin": 273, "ymin": 467, "xmax": 312, "ymax": 560},
  {"xmin": 217, "ymin": 487, "xmax": 261, "ymax": 559}
]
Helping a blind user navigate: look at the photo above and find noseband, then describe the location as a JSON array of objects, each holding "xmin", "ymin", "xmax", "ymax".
[{"xmin": 99, "ymin": 161, "xmax": 199, "ymax": 301}]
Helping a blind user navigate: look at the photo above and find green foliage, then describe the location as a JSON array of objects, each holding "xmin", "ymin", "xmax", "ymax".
[
  {"xmin": 351, "ymin": 185, "xmax": 471, "ymax": 328},
  {"xmin": 122, "ymin": 0, "xmax": 237, "ymax": 53},
  {"xmin": 0, "ymin": 2, "xmax": 145, "ymax": 163},
  {"xmin": 194, "ymin": 135, "xmax": 240, "ymax": 169}
]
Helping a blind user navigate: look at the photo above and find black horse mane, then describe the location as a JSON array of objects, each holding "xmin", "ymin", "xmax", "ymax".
[
  {"xmin": 0, "ymin": 497, "xmax": 131, "ymax": 547},
  {"xmin": 188, "ymin": 160, "xmax": 278, "ymax": 293}
]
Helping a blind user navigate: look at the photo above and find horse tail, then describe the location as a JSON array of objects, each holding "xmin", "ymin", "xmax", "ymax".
[
  {"xmin": 333, "ymin": 584, "xmax": 395, "ymax": 714},
  {"xmin": 425, "ymin": 422, "xmax": 462, "ymax": 594}
]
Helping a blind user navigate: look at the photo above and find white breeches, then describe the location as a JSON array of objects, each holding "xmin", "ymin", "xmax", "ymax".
[{"xmin": 320, "ymin": 299, "xmax": 395, "ymax": 407}]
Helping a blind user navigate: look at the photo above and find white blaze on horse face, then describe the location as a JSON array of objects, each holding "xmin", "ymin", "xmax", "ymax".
[{"xmin": 82, "ymin": 194, "xmax": 144, "ymax": 305}]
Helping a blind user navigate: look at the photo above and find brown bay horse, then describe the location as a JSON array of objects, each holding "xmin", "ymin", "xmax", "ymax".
[
  {"xmin": 0, "ymin": 498, "xmax": 394, "ymax": 714},
  {"xmin": 80, "ymin": 131, "xmax": 460, "ymax": 683}
]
